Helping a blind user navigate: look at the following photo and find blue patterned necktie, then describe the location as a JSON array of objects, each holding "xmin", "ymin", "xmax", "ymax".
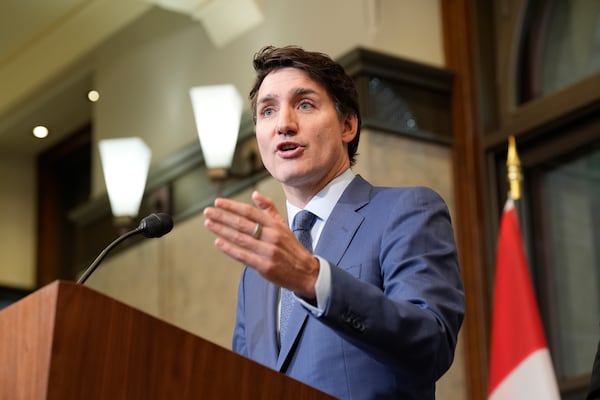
[{"xmin": 279, "ymin": 210, "xmax": 317, "ymax": 346}]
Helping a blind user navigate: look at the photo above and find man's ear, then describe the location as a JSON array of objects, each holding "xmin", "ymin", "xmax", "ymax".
[{"xmin": 341, "ymin": 114, "xmax": 358, "ymax": 144}]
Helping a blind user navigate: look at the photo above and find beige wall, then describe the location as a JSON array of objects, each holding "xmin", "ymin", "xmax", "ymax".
[{"xmin": 0, "ymin": 153, "xmax": 36, "ymax": 288}]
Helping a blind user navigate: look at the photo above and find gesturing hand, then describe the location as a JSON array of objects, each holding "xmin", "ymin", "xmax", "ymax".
[{"xmin": 203, "ymin": 191, "xmax": 319, "ymax": 299}]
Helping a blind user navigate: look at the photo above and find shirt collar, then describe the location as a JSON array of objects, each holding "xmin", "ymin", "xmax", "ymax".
[{"xmin": 286, "ymin": 169, "xmax": 355, "ymax": 226}]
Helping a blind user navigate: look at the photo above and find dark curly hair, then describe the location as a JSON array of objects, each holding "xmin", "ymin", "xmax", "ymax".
[{"xmin": 249, "ymin": 45, "xmax": 361, "ymax": 166}]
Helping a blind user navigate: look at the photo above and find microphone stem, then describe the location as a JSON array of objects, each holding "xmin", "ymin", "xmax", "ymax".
[{"xmin": 77, "ymin": 228, "xmax": 141, "ymax": 284}]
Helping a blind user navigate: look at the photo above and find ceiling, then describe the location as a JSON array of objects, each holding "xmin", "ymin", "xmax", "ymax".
[
  {"xmin": 0, "ymin": 0, "xmax": 263, "ymax": 158},
  {"xmin": 0, "ymin": 0, "xmax": 154, "ymax": 157}
]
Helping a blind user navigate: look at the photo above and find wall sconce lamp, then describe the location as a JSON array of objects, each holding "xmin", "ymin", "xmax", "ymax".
[
  {"xmin": 189, "ymin": 84, "xmax": 243, "ymax": 182},
  {"xmin": 99, "ymin": 137, "xmax": 152, "ymax": 231}
]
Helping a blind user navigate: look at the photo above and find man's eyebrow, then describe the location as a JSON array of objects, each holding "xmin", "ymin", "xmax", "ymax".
[
  {"xmin": 291, "ymin": 87, "xmax": 318, "ymax": 97},
  {"xmin": 258, "ymin": 88, "xmax": 319, "ymax": 106},
  {"xmin": 257, "ymin": 94, "xmax": 277, "ymax": 106}
]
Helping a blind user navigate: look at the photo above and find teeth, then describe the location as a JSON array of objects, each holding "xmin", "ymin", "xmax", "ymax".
[{"xmin": 281, "ymin": 144, "xmax": 298, "ymax": 151}]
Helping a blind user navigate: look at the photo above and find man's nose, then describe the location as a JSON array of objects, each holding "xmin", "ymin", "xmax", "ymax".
[{"xmin": 276, "ymin": 106, "xmax": 297, "ymax": 135}]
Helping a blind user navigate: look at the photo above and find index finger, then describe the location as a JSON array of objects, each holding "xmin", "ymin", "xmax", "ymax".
[{"xmin": 213, "ymin": 197, "xmax": 261, "ymax": 221}]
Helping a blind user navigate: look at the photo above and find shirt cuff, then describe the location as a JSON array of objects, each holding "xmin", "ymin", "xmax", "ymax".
[{"xmin": 295, "ymin": 255, "xmax": 331, "ymax": 317}]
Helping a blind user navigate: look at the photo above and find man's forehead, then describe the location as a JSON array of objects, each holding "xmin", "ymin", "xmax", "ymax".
[{"xmin": 258, "ymin": 68, "xmax": 325, "ymax": 99}]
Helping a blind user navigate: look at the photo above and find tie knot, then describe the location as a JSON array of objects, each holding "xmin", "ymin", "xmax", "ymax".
[{"xmin": 292, "ymin": 210, "xmax": 317, "ymax": 233}]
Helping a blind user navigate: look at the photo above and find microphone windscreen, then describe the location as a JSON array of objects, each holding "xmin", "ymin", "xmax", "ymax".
[{"xmin": 138, "ymin": 213, "xmax": 173, "ymax": 238}]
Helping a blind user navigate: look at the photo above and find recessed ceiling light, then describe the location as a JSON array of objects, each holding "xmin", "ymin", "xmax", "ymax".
[
  {"xmin": 33, "ymin": 125, "xmax": 49, "ymax": 139},
  {"xmin": 88, "ymin": 90, "xmax": 100, "ymax": 102}
]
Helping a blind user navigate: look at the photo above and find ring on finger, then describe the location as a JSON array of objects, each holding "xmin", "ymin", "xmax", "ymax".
[{"xmin": 252, "ymin": 222, "xmax": 262, "ymax": 239}]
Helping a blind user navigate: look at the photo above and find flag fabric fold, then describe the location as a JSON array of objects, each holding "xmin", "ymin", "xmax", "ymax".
[{"xmin": 488, "ymin": 198, "xmax": 560, "ymax": 400}]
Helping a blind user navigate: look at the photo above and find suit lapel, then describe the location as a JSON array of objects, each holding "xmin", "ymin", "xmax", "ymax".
[
  {"xmin": 275, "ymin": 176, "xmax": 372, "ymax": 371},
  {"xmin": 315, "ymin": 175, "xmax": 370, "ymax": 264}
]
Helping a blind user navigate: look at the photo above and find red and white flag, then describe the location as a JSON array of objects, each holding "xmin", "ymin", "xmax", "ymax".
[{"xmin": 488, "ymin": 198, "xmax": 560, "ymax": 400}]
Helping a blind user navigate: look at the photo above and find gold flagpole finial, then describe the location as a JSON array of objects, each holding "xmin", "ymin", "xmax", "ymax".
[{"xmin": 507, "ymin": 135, "xmax": 522, "ymax": 200}]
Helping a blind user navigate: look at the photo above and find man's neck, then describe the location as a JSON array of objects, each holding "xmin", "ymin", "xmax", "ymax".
[
  {"xmin": 282, "ymin": 185, "xmax": 320, "ymax": 209},
  {"xmin": 283, "ymin": 168, "xmax": 353, "ymax": 209}
]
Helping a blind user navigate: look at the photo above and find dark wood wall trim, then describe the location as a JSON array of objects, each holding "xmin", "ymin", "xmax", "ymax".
[
  {"xmin": 441, "ymin": 1, "xmax": 490, "ymax": 400},
  {"xmin": 338, "ymin": 47, "xmax": 454, "ymax": 146}
]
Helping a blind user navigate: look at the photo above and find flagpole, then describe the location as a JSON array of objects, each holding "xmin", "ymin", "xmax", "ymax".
[
  {"xmin": 506, "ymin": 135, "xmax": 525, "ymax": 221},
  {"xmin": 506, "ymin": 135, "xmax": 522, "ymax": 201}
]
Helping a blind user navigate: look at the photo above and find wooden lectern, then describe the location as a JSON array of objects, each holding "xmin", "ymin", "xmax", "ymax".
[{"xmin": 0, "ymin": 281, "xmax": 334, "ymax": 399}]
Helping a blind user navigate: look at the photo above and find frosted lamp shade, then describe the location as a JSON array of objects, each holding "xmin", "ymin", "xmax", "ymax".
[
  {"xmin": 99, "ymin": 137, "xmax": 151, "ymax": 218},
  {"xmin": 190, "ymin": 84, "xmax": 242, "ymax": 170}
]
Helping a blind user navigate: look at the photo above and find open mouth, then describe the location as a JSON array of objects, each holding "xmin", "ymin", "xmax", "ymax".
[
  {"xmin": 276, "ymin": 141, "xmax": 304, "ymax": 158},
  {"xmin": 277, "ymin": 142, "xmax": 301, "ymax": 152},
  {"xmin": 277, "ymin": 143, "xmax": 299, "ymax": 151}
]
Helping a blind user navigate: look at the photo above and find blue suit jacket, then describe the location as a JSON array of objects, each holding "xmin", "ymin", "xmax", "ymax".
[{"xmin": 233, "ymin": 176, "xmax": 464, "ymax": 399}]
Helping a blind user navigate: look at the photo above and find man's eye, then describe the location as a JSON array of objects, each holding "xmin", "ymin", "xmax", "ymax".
[
  {"xmin": 261, "ymin": 108, "xmax": 274, "ymax": 117},
  {"xmin": 299, "ymin": 102, "xmax": 313, "ymax": 110}
]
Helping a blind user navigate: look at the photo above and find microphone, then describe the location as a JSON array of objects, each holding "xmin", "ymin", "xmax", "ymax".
[
  {"xmin": 138, "ymin": 212, "xmax": 174, "ymax": 238},
  {"xmin": 76, "ymin": 213, "xmax": 173, "ymax": 284}
]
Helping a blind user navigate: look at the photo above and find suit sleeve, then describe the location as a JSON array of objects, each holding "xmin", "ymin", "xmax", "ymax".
[{"xmin": 317, "ymin": 187, "xmax": 464, "ymax": 384}]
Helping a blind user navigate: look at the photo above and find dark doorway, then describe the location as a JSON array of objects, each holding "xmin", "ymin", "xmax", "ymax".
[{"xmin": 36, "ymin": 125, "xmax": 91, "ymax": 286}]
